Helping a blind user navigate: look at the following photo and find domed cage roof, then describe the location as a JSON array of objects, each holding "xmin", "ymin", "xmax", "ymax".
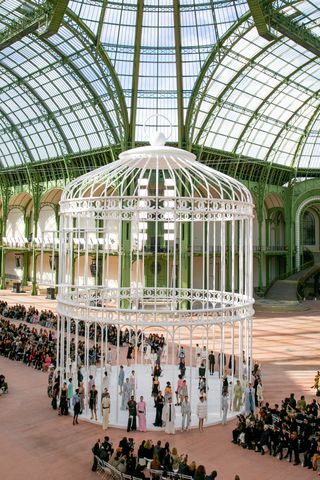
[
  {"xmin": 58, "ymin": 139, "xmax": 254, "ymax": 327},
  {"xmin": 61, "ymin": 145, "xmax": 252, "ymax": 213}
]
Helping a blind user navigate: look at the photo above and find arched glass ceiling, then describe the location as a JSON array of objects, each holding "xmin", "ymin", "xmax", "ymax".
[
  {"xmin": 188, "ymin": 2, "xmax": 320, "ymax": 169},
  {"xmin": 0, "ymin": 0, "xmax": 128, "ymax": 168},
  {"xmin": 0, "ymin": 0, "xmax": 319, "ymax": 172},
  {"xmin": 73, "ymin": 0, "xmax": 249, "ymax": 141}
]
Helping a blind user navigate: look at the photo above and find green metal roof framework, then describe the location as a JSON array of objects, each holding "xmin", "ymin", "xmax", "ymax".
[{"xmin": 0, "ymin": 0, "xmax": 319, "ymax": 189}]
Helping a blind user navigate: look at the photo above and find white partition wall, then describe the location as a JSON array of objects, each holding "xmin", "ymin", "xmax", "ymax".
[
  {"xmin": 36, "ymin": 206, "xmax": 58, "ymax": 286},
  {"xmin": 6, "ymin": 208, "xmax": 25, "ymax": 246}
]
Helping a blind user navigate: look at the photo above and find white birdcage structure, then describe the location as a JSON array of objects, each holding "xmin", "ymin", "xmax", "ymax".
[{"xmin": 57, "ymin": 131, "xmax": 254, "ymax": 427}]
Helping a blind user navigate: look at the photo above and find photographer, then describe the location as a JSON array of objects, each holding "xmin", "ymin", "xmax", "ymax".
[
  {"xmin": 91, "ymin": 438, "xmax": 101, "ymax": 472},
  {"xmin": 0, "ymin": 374, "xmax": 8, "ymax": 395},
  {"xmin": 102, "ymin": 436, "xmax": 114, "ymax": 460},
  {"xmin": 303, "ymin": 436, "xmax": 318, "ymax": 468},
  {"xmin": 269, "ymin": 425, "xmax": 280, "ymax": 456}
]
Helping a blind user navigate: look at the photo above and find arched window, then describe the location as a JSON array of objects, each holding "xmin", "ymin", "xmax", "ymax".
[{"xmin": 303, "ymin": 211, "xmax": 315, "ymax": 245}]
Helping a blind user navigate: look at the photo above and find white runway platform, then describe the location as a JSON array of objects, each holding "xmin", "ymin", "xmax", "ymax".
[{"xmin": 79, "ymin": 363, "xmax": 237, "ymax": 430}]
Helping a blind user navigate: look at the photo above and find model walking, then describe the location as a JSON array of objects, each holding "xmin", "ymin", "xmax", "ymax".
[
  {"xmin": 137, "ymin": 395, "xmax": 147, "ymax": 432},
  {"xmin": 101, "ymin": 392, "xmax": 110, "ymax": 430}
]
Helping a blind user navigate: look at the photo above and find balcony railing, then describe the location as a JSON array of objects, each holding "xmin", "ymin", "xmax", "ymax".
[{"xmin": 253, "ymin": 245, "xmax": 287, "ymax": 252}]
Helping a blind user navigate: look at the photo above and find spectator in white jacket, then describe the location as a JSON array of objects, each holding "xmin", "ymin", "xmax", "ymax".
[
  {"xmin": 256, "ymin": 380, "xmax": 264, "ymax": 407},
  {"xmin": 196, "ymin": 396, "xmax": 207, "ymax": 432}
]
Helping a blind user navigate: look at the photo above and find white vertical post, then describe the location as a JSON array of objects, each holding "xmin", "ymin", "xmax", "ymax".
[
  {"xmin": 231, "ymin": 322, "xmax": 235, "ymax": 411},
  {"xmin": 74, "ymin": 320, "xmax": 78, "ymax": 369},
  {"xmin": 60, "ymin": 316, "xmax": 65, "ymax": 387},
  {"xmin": 134, "ymin": 325, "xmax": 138, "ymax": 394},
  {"xmin": 85, "ymin": 322, "xmax": 89, "ymax": 415},
  {"xmin": 140, "ymin": 328, "xmax": 144, "ymax": 365},
  {"xmin": 56, "ymin": 314, "xmax": 60, "ymax": 370},
  {"xmin": 116, "ymin": 325, "xmax": 120, "ymax": 424},
  {"xmin": 66, "ymin": 316, "xmax": 70, "ymax": 376},
  {"xmin": 189, "ymin": 325, "xmax": 193, "ymax": 409},
  {"xmin": 100, "ymin": 324, "xmax": 104, "ymax": 408},
  {"xmin": 239, "ymin": 320, "xmax": 243, "ymax": 384}
]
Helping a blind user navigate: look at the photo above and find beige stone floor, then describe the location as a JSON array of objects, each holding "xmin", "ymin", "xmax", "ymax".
[{"xmin": 0, "ymin": 292, "xmax": 319, "ymax": 480}]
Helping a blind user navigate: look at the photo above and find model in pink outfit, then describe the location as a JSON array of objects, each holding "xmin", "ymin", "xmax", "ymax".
[{"xmin": 137, "ymin": 395, "xmax": 147, "ymax": 432}]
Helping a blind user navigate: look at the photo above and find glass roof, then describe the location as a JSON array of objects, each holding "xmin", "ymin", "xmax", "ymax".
[{"xmin": 0, "ymin": 0, "xmax": 319, "ymax": 171}]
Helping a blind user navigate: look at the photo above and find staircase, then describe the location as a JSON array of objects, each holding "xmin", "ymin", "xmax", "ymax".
[
  {"xmin": 264, "ymin": 256, "xmax": 320, "ymax": 302},
  {"xmin": 255, "ymin": 257, "xmax": 320, "ymax": 312}
]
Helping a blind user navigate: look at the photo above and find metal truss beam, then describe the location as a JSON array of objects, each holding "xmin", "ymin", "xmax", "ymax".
[
  {"xmin": 0, "ymin": 1, "xmax": 69, "ymax": 52},
  {"xmin": 194, "ymin": 39, "xmax": 317, "ymax": 147},
  {"xmin": 247, "ymin": 0, "xmax": 277, "ymax": 41},
  {"xmin": 0, "ymin": 3, "xmax": 50, "ymax": 52},
  {"xmin": 0, "ymin": 145, "xmax": 121, "ymax": 187},
  {"xmin": 187, "ymin": 8, "xmax": 319, "ymax": 159},
  {"xmin": 248, "ymin": 0, "xmax": 320, "ymax": 57},
  {"xmin": 41, "ymin": 0, "xmax": 70, "ymax": 38},
  {"xmin": 268, "ymin": 3, "xmax": 320, "ymax": 57},
  {"xmin": 95, "ymin": 0, "xmax": 108, "ymax": 51},
  {"xmin": 194, "ymin": 39, "xmax": 277, "ymax": 147},
  {"xmin": 0, "ymin": 141, "xmax": 314, "ymax": 189},
  {"xmin": 173, "ymin": 0, "xmax": 185, "ymax": 148},
  {"xmin": 129, "ymin": 0, "xmax": 144, "ymax": 147}
]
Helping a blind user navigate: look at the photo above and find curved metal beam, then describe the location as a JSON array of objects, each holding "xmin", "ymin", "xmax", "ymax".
[
  {"xmin": 291, "ymin": 103, "xmax": 320, "ymax": 170},
  {"xmin": 95, "ymin": 0, "xmax": 108, "ymax": 52},
  {"xmin": 38, "ymin": 35, "xmax": 119, "ymax": 145},
  {"xmin": 0, "ymin": 106, "xmax": 35, "ymax": 167},
  {"xmin": 173, "ymin": 0, "xmax": 184, "ymax": 148},
  {"xmin": 129, "ymin": 0, "xmax": 144, "ymax": 147},
  {"xmin": 185, "ymin": 13, "xmax": 252, "ymax": 147},
  {"xmin": 251, "ymin": 91, "xmax": 320, "ymax": 188},
  {"xmin": 194, "ymin": 33, "xmax": 278, "ymax": 146},
  {"xmin": 66, "ymin": 9, "xmax": 129, "ymax": 145},
  {"xmin": 0, "ymin": 108, "xmax": 34, "ymax": 187},
  {"xmin": 232, "ymin": 56, "xmax": 317, "ymax": 154},
  {"xmin": 187, "ymin": 7, "xmax": 318, "ymax": 151},
  {"xmin": 194, "ymin": 38, "xmax": 317, "ymax": 150},
  {"xmin": 264, "ymin": 91, "xmax": 319, "ymax": 166},
  {"xmin": 0, "ymin": 64, "xmax": 72, "ymax": 157}
]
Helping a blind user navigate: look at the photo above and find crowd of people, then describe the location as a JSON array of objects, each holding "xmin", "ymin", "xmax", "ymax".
[
  {"xmin": 0, "ymin": 301, "xmax": 57, "ymax": 329},
  {"xmin": 0, "ymin": 318, "xmax": 56, "ymax": 370},
  {"xmin": 48, "ymin": 337, "xmax": 213, "ymax": 434},
  {"xmin": 2, "ymin": 301, "xmax": 319, "ymax": 479},
  {"xmin": 0, "ymin": 302, "xmax": 278, "ymax": 441},
  {"xmin": 0, "ymin": 301, "xmax": 166, "ymax": 359},
  {"xmin": 115, "ymin": 342, "xmax": 210, "ymax": 434},
  {"xmin": 231, "ymin": 392, "xmax": 320, "ymax": 470},
  {"xmin": 49, "ymin": 334, "xmax": 256, "ymax": 434},
  {"xmin": 0, "ymin": 313, "xmax": 100, "ymax": 377},
  {"xmin": 91, "ymin": 436, "xmax": 228, "ymax": 480}
]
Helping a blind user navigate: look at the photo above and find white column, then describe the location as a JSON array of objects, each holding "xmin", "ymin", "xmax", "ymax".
[{"xmin": 189, "ymin": 325, "xmax": 193, "ymax": 409}]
